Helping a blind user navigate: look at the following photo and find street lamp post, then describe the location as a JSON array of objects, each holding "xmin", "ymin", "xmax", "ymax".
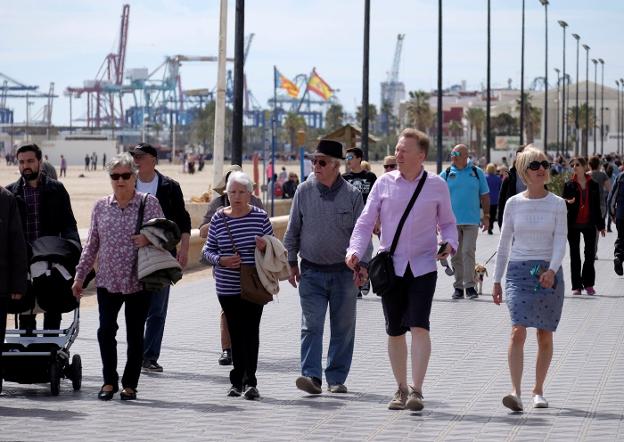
[
  {"xmin": 572, "ymin": 33, "xmax": 580, "ymax": 155},
  {"xmin": 598, "ymin": 58, "xmax": 604, "ymax": 154},
  {"xmin": 555, "ymin": 68, "xmax": 561, "ymax": 156},
  {"xmin": 539, "ymin": 0, "xmax": 549, "ymax": 151},
  {"xmin": 621, "ymin": 78, "xmax": 624, "ymax": 155},
  {"xmin": 486, "ymin": 0, "xmax": 491, "ymax": 163},
  {"xmin": 558, "ymin": 20, "xmax": 568, "ymax": 153},
  {"xmin": 582, "ymin": 44, "xmax": 590, "ymax": 157},
  {"xmin": 591, "ymin": 58, "xmax": 598, "ymax": 154},
  {"xmin": 617, "ymin": 80, "xmax": 621, "ymax": 155},
  {"xmin": 520, "ymin": 0, "xmax": 526, "ymax": 146},
  {"xmin": 362, "ymin": 0, "xmax": 370, "ymax": 160},
  {"xmin": 436, "ymin": 0, "xmax": 443, "ymax": 173}
]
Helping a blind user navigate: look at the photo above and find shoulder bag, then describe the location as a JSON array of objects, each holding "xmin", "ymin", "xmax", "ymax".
[
  {"xmin": 368, "ymin": 171, "xmax": 427, "ymax": 297},
  {"xmin": 222, "ymin": 212, "xmax": 273, "ymax": 305}
]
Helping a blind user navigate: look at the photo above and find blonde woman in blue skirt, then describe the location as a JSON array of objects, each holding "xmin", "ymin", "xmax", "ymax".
[{"xmin": 492, "ymin": 145, "xmax": 568, "ymax": 412}]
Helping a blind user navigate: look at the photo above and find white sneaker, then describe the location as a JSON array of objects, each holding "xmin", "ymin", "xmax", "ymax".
[
  {"xmin": 533, "ymin": 394, "xmax": 549, "ymax": 408},
  {"xmin": 502, "ymin": 393, "xmax": 523, "ymax": 412}
]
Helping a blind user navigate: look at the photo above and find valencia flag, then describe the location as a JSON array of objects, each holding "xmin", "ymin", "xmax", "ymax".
[{"xmin": 274, "ymin": 67, "xmax": 300, "ymax": 98}]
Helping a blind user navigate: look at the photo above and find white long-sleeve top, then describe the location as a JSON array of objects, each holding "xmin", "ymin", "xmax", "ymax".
[{"xmin": 493, "ymin": 192, "xmax": 568, "ymax": 283}]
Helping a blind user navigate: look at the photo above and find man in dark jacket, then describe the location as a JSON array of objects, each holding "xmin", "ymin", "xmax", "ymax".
[
  {"xmin": 6, "ymin": 143, "xmax": 79, "ymax": 333},
  {"xmin": 131, "ymin": 143, "xmax": 191, "ymax": 373},
  {"xmin": 0, "ymin": 186, "xmax": 28, "ymax": 375}
]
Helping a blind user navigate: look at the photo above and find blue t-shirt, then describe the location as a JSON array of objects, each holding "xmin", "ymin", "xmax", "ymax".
[
  {"xmin": 441, "ymin": 162, "xmax": 490, "ymax": 225},
  {"xmin": 485, "ymin": 173, "xmax": 502, "ymax": 203}
]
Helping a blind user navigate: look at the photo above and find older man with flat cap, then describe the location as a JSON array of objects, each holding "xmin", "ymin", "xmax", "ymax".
[{"xmin": 284, "ymin": 139, "xmax": 372, "ymax": 395}]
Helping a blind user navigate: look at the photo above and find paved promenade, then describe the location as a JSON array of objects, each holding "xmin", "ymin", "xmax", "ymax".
[{"xmin": 1, "ymin": 231, "xmax": 623, "ymax": 441}]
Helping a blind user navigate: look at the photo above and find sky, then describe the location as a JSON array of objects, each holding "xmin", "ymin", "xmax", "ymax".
[{"xmin": 2, "ymin": 0, "xmax": 624, "ymax": 126}]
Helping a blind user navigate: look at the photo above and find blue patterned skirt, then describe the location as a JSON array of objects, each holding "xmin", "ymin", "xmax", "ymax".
[{"xmin": 505, "ymin": 260, "xmax": 565, "ymax": 332}]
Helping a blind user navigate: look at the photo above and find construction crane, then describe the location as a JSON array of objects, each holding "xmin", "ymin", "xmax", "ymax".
[
  {"xmin": 380, "ymin": 34, "xmax": 406, "ymax": 133},
  {"xmin": 66, "ymin": 4, "xmax": 130, "ymax": 128},
  {"xmin": 0, "ymin": 72, "xmax": 57, "ymax": 125}
]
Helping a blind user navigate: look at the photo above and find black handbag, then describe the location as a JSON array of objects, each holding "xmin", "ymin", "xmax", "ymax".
[
  {"xmin": 222, "ymin": 213, "xmax": 273, "ymax": 305},
  {"xmin": 368, "ymin": 171, "xmax": 427, "ymax": 296}
]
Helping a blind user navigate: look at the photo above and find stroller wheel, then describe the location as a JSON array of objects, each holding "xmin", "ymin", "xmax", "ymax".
[
  {"xmin": 71, "ymin": 354, "xmax": 82, "ymax": 391},
  {"xmin": 50, "ymin": 360, "xmax": 61, "ymax": 396}
]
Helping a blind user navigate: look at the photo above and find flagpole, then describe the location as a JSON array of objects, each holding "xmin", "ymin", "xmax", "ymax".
[
  {"xmin": 212, "ymin": 0, "xmax": 227, "ymax": 194},
  {"xmin": 296, "ymin": 69, "xmax": 314, "ymax": 113},
  {"xmin": 271, "ymin": 66, "xmax": 277, "ymax": 217}
]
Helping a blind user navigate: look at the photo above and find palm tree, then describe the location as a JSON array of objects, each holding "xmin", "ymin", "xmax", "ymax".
[
  {"xmin": 406, "ymin": 90, "xmax": 434, "ymax": 133},
  {"xmin": 515, "ymin": 93, "xmax": 541, "ymax": 145},
  {"xmin": 325, "ymin": 104, "xmax": 344, "ymax": 132},
  {"xmin": 448, "ymin": 120, "xmax": 463, "ymax": 145},
  {"xmin": 465, "ymin": 107, "xmax": 485, "ymax": 155},
  {"xmin": 566, "ymin": 104, "xmax": 596, "ymax": 150},
  {"xmin": 282, "ymin": 112, "xmax": 307, "ymax": 149},
  {"xmin": 356, "ymin": 104, "xmax": 378, "ymax": 133}
]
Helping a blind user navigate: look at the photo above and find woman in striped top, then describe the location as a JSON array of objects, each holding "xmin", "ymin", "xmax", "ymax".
[{"xmin": 202, "ymin": 171, "xmax": 273, "ymax": 400}]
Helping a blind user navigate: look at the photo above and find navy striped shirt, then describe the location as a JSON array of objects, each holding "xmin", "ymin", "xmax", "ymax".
[{"xmin": 202, "ymin": 206, "xmax": 273, "ymax": 296}]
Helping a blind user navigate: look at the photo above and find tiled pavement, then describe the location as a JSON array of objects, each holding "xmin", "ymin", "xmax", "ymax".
[{"xmin": 1, "ymin": 231, "xmax": 623, "ymax": 441}]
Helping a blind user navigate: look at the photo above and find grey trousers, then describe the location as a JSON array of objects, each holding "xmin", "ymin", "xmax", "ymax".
[{"xmin": 451, "ymin": 225, "xmax": 479, "ymax": 290}]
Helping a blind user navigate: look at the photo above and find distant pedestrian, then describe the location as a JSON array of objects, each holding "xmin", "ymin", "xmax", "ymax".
[
  {"xmin": 493, "ymin": 145, "xmax": 567, "ymax": 412},
  {"xmin": 42, "ymin": 155, "xmax": 58, "ymax": 180},
  {"xmin": 72, "ymin": 153, "xmax": 163, "ymax": 401},
  {"xmin": 284, "ymin": 139, "xmax": 371, "ymax": 396},
  {"xmin": 485, "ymin": 163, "xmax": 502, "ymax": 233},
  {"xmin": 562, "ymin": 157, "xmax": 605, "ymax": 295},
  {"xmin": 498, "ymin": 146, "xmax": 526, "ymax": 226},
  {"xmin": 382, "ymin": 155, "xmax": 397, "ymax": 173},
  {"xmin": 281, "ymin": 172, "xmax": 299, "ymax": 199},
  {"xmin": 347, "ymin": 129, "xmax": 457, "ymax": 412},
  {"xmin": 202, "ymin": 171, "xmax": 273, "ymax": 400},
  {"xmin": 60, "ymin": 155, "xmax": 67, "ymax": 178},
  {"xmin": 84, "ymin": 154, "xmax": 90, "ymax": 171},
  {"xmin": 102, "ymin": 153, "xmax": 107, "ymax": 169},
  {"xmin": 440, "ymin": 144, "xmax": 490, "ymax": 300},
  {"xmin": 343, "ymin": 147, "xmax": 377, "ymax": 204}
]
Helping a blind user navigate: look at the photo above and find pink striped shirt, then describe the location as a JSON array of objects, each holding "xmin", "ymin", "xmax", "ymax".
[{"xmin": 347, "ymin": 168, "xmax": 458, "ymax": 278}]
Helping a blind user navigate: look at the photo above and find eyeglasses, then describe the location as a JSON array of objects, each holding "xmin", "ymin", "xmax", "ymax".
[
  {"xmin": 450, "ymin": 151, "xmax": 461, "ymax": 157},
  {"xmin": 311, "ymin": 159, "xmax": 328, "ymax": 167},
  {"xmin": 345, "ymin": 154, "xmax": 354, "ymax": 161},
  {"xmin": 110, "ymin": 172, "xmax": 133, "ymax": 181},
  {"xmin": 527, "ymin": 160, "xmax": 551, "ymax": 171},
  {"xmin": 383, "ymin": 164, "xmax": 397, "ymax": 170}
]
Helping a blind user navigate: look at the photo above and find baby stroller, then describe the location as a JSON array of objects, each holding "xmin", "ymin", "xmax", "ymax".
[{"xmin": 0, "ymin": 236, "xmax": 85, "ymax": 396}]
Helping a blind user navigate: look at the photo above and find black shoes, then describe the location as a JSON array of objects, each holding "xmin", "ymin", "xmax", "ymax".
[
  {"xmin": 120, "ymin": 388, "xmax": 137, "ymax": 401},
  {"xmin": 219, "ymin": 349, "xmax": 233, "ymax": 366},
  {"xmin": 466, "ymin": 287, "xmax": 479, "ymax": 300},
  {"xmin": 295, "ymin": 376, "xmax": 322, "ymax": 394},
  {"xmin": 243, "ymin": 386, "xmax": 260, "ymax": 400},
  {"xmin": 452, "ymin": 288, "xmax": 464, "ymax": 299},
  {"xmin": 615, "ymin": 258, "xmax": 623, "ymax": 276},
  {"xmin": 142, "ymin": 360, "xmax": 163, "ymax": 373},
  {"xmin": 227, "ymin": 385, "xmax": 242, "ymax": 397},
  {"xmin": 98, "ymin": 385, "xmax": 118, "ymax": 401}
]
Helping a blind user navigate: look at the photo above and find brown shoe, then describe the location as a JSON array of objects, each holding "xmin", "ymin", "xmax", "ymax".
[
  {"xmin": 405, "ymin": 386, "xmax": 424, "ymax": 411},
  {"xmin": 387, "ymin": 388, "xmax": 408, "ymax": 410}
]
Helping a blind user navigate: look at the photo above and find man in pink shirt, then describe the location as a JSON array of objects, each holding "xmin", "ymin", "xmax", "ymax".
[{"xmin": 346, "ymin": 128, "xmax": 457, "ymax": 412}]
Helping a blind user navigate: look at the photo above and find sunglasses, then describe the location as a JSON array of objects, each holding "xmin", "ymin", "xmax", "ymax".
[
  {"xmin": 450, "ymin": 151, "xmax": 462, "ymax": 157},
  {"xmin": 311, "ymin": 159, "xmax": 328, "ymax": 167},
  {"xmin": 110, "ymin": 172, "xmax": 133, "ymax": 181},
  {"xmin": 345, "ymin": 154, "xmax": 355, "ymax": 161},
  {"xmin": 383, "ymin": 164, "xmax": 397, "ymax": 170},
  {"xmin": 527, "ymin": 160, "xmax": 551, "ymax": 171}
]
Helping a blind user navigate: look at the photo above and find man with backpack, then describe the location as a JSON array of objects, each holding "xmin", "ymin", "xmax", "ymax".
[{"xmin": 440, "ymin": 144, "xmax": 490, "ymax": 300}]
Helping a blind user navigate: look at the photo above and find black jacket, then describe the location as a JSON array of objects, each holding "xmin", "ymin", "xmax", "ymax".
[
  {"xmin": 0, "ymin": 187, "xmax": 28, "ymax": 297},
  {"xmin": 497, "ymin": 167, "xmax": 519, "ymax": 226},
  {"xmin": 155, "ymin": 171, "xmax": 191, "ymax": 235},
  {"xmin": 6, "ymin": 174, "xmax": 79, "ymax": 243},
  {"xmin": 562, "ymin": 177, "xmax": 605, "ymax": 230}
]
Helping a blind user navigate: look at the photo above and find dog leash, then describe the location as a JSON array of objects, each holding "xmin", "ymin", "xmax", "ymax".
[{"xmin": 483, "ymin": 251, "xmax": 497, "ymax": 266}]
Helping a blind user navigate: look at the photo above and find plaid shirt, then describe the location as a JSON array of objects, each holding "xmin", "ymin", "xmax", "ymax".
[{"xmin": 22, "ymin": 179, "xmax": 41, "ymax": 243}]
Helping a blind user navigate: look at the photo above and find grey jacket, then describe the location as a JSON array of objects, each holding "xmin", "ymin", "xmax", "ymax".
[{"xmin": 284, "ymin": 174, "xmax": 372, "ymax": 271}]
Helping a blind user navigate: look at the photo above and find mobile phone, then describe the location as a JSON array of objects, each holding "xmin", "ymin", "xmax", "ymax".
[{"xmin": 437, "ymin": 242, "xmax": 448, "ymax": 255}]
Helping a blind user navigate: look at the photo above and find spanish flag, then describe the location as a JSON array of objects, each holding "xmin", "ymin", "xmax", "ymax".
[
  {"xmin": 307, "ymin": 69, "xmax": 334, "ymax": 101},
  {"xmin": 274, "ymin": 67, "xmax": 300, "ymax": 98}
]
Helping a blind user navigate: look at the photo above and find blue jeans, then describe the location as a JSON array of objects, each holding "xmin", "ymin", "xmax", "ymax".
[
  {"xmin": 299, "ymin": 267, "xmax": 357, "ymax": 386},
  {"xmin": 143, "ymin": 286, "xmax": 170, "ymax": 363}
]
